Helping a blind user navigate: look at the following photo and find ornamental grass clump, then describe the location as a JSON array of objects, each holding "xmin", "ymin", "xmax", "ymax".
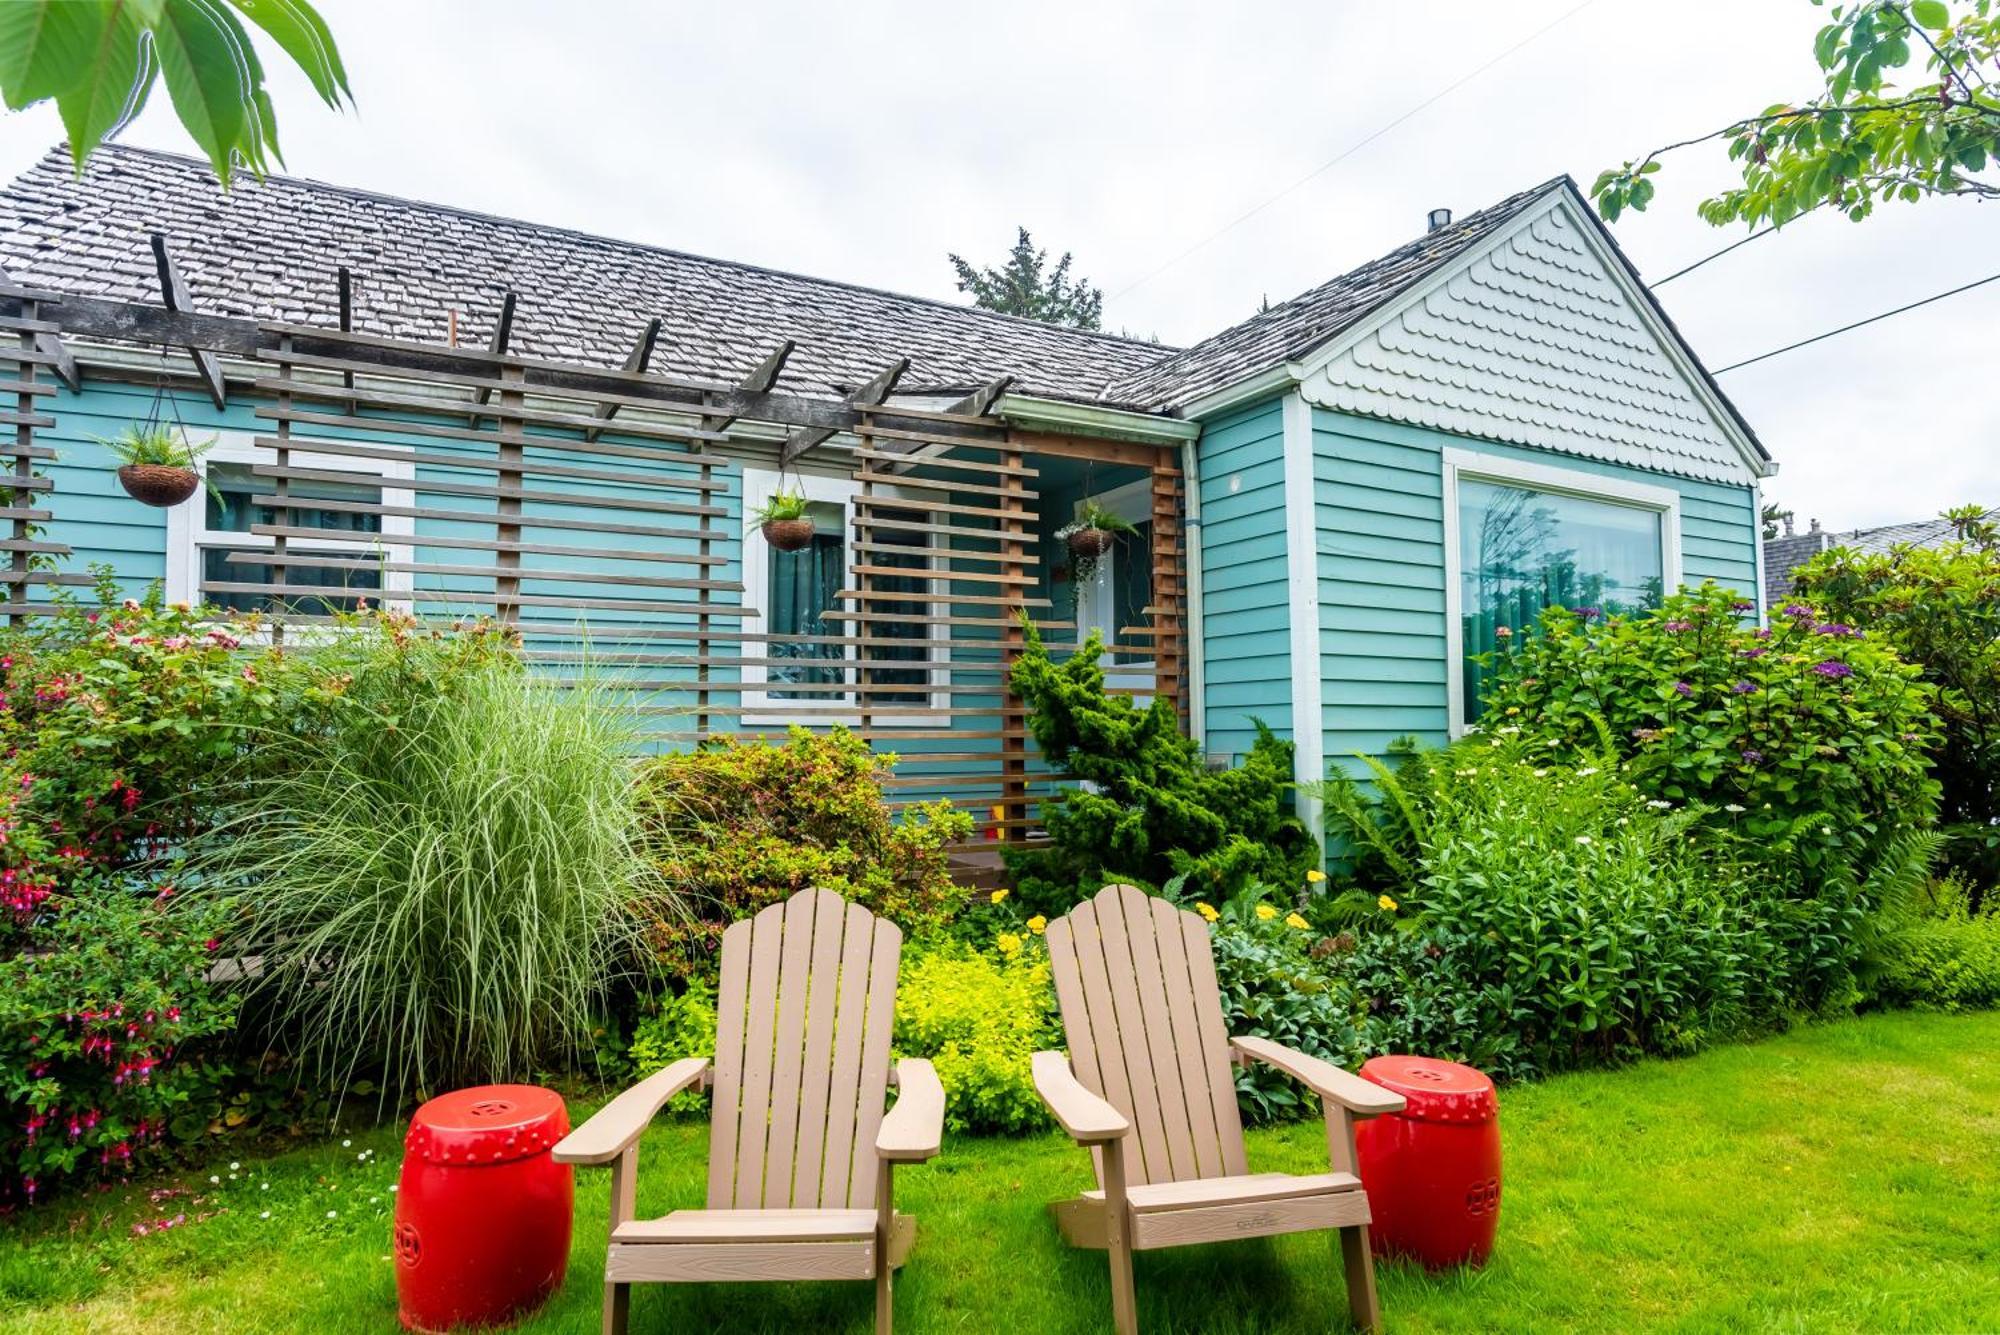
[{"xmin": 193, "ymin": 652, "xmax": 664, "ymax": 1103}]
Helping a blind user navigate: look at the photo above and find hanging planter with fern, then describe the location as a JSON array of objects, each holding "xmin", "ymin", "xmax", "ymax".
[
  {"xmin": 1055, "ymin": 501, "xmax": 1138, "ymax": 585},
  {"xmin": 754, "ymin": 489, "xmax": 815, "ymax": 552},
  {"xmin": 103, "ymin": 421, "xmax": 216, "ymax": 508}
]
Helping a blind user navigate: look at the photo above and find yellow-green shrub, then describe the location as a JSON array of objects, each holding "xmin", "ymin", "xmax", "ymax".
[{"xmin": 894, "ymin": 943, "xmax": 1060, "ymax": 1134}]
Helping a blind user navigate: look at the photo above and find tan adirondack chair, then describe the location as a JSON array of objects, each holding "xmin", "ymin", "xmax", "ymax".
[
  {"xmin": 1033, "ymin": 883, "xmax": 1407, "ymax": 1335},
  {"xmin": 553, "ymin": 887, "xmax": 944, "ymax": 1335}
]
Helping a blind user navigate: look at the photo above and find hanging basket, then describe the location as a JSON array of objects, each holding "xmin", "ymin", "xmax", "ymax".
[
  {"xmin": 117, "ymin": 464, "xmax": 201, "ymax": 508},
  {"xmin": 1066, "ymin": 527, "xmax": 1116, "ymax": 559},
  {"xmin": 761, "ymin": 517, "xmax": 817, "ymax": 552}
]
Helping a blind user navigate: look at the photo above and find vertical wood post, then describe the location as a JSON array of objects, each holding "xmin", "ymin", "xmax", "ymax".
[
  {"xmin": 270, "ymin": 334, "xmax": 292, "ymax": 641},
  {"xmin": 494, "ymin": 362, "xmax": 525, "ymax": 623},
  {"xmin": 998, "ymin": 438, "xmax": 1029, "ymax": 841},
  {"xmin": 1150, "ymin": 462, "xmax": 1186, "ymax": 727}
]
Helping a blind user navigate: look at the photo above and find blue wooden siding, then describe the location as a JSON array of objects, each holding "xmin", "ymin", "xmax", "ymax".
[
  {"xmin": 1310, "ymin": 406, "xmax": 1761, "ymax": 772},
  {"xmin": 1194, "ymin": 396, "xmax": 1292, "ymax": 762}
]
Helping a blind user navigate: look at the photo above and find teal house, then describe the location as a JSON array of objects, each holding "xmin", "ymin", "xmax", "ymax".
[{"xmin": 0, "ymin": 147, "xmax": 1773, "ymax": 839}]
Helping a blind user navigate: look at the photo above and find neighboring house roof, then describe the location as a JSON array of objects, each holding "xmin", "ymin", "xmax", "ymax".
[
  {"xmin": 0, "ymin": 144, "xmax": 1171, "ymax": 404},
  {"xmin": 1763, "ymin": 512, "xmax": 1984, "ymax": 608}
]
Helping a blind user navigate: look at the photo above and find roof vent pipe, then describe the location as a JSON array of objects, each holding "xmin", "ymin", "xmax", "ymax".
[{"xmin": 1427, "ymin": 207, "xmax": 1453, "ymax": 233}]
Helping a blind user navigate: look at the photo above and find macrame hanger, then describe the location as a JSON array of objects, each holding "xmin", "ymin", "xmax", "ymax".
[{"xmin": 142, "ymin": 340, "xmax": 196, "ymax": 448}]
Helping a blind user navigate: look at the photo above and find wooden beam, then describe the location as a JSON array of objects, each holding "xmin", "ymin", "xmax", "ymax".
[
  {"xmin": 699, "ymin": 339, "xmax": 793, "ymax": 434},
  {"xmin": 883, "ymin": 375, "xmax": 1014, "ymax": 473},
  {"xmin": 780, "ymin": 358, "xmax": 907, "ymax": 466},
  {"xmin": 471, "ymin": 291, "xmax": 519, "ymax": 411},
  {"xmin": 0, "ymin": 264, "xmax": 78, "ymax": 392},
  {"xmin": 585, "ymin": 316, "xmax": 661, "ymax": 442},
  {"xmin": 149, "ymin": 234, "xmax": 226, "ymax": 408}
]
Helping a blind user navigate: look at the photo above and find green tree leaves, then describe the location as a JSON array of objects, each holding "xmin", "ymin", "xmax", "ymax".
[
  {"xmin": 0, "ymin": 0, "xmax": 351, "ymax": 186},
  {"xmin": 1594, "ymin": 0, "xmax": 1999, "ymax": 230}
]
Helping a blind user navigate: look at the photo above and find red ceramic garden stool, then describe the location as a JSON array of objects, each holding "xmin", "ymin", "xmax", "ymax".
[
  {"xmin": 394, "ymin": 1084, "xmax": 573, "ymax": 1332},
  {"xmin": 1353, "ymin": 1055, "xmax": 1501, "ymax": 1269}
]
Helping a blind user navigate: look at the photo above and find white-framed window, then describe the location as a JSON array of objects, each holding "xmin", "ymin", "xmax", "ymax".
[
  {"xmin": 1443, "ymin": 447, "xmax": 1682, "ymax": 735},
  {"xmin": 165, "ymin": 432, "xmax": 416, "ymax": 614},
  {"xmin": 1072, "ymin": 477, "xmax": 1156, "ymax": 701},
  {"xmin": 740, "ymin": 466, "xmax": 942, "ymax": 725}
]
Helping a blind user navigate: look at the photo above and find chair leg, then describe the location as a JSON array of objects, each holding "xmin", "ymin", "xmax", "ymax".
[
  {"xmin": 1340, "ymin": 1225, "xmax": 1382, "ymax": 1333},
  {"xmin": 603, "ymin": 1280, "xmax": 630, "ymax": 1335},
  {"xmin": 1107, "ymin": 1234, "xmax": 1138, "ymax": 1335},
  {"xmin": 875, "ymin": 1254, "xmax": 894, "ymax": 1335}
]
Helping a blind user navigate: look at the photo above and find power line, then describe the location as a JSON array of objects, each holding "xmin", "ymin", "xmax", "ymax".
[
  {"xmin": 1713, "ymin": 269, "xmax": 2000, "ymax": 374},
  {"xmin": 1106, "ymin": 0, "xmax": 1600, "ymax": 303},
  {"xmin": 1652, "ymin": 223, "xmax": 1783, "ymax": 286}
]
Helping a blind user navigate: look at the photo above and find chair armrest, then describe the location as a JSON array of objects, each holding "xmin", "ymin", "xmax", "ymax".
[
  {"xmin": 1032, "ymin": 1051, "xmax": 1130, "ymax": 1144},
  {"xmin": 877, "ymin": 1057, "xmax": 946, "ymax": 1163},
  {"xmin": 1230, "ymin": 1036, "xmax": 1405, "ymax": 1117},
  {"xmin": 552, "ymin": 1056, "xmax": 710, "ymax": 1165}
]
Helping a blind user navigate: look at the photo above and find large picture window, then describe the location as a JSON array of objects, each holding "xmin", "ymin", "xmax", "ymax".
[{"xmin": 1444, "ymin": 450, "xmax": 1679, "ymax": 732}]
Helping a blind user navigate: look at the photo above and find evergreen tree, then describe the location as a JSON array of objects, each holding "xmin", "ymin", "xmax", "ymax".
[{"xmin": 949, "ymin": 228, "xmax": 1104, "ymax": 329}]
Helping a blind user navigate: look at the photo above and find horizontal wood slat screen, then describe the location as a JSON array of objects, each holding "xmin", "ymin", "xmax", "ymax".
[{"xmin": 3, "ymin": 292, "xmax": 1188, "ymax": 846}]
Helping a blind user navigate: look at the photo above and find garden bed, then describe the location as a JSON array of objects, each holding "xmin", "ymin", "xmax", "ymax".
[{"xmin": 1, "ymin": 1009, "xmax": 1993, "ymax": 1333}]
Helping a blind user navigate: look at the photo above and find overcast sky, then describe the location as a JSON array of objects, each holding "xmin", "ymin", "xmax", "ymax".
[{"xmin": 0, "ymin": 0, "xmax": 1992, "ymax": 529}]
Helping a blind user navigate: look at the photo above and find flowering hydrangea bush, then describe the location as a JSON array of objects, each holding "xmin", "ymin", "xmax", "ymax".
[
  {"xmin": 1478, "ymin": 582, "xmax": 1940, "ymax": 881},
  {"xmin": 1, "ymin": 884, "xmax": 237, "ymax": 1204}
]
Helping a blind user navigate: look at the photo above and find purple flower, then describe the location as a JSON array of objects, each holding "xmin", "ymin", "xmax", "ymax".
[
  {"xmin": 1740, "ymin": 646, "xmax": 1768, "ymax": 659},
  {"xmin": 1732, "ymin": 681, "xmax": 1757, "ymax": 694},
  {"xmin": 1811, "ymin": 660, "xmax": 1854, "ymax": 678},
  {"xmin": 1741, "ymin": 748, "xmax": 1765, "ymax": 765},
  {"xmin": 1663, "ymin": 620, "xmax": 1694, "ymax": 633},
  {"xmin": 1813, "ymin": 622, "xmax": 1858, "ymax": 638},
  {"xmin": 1782, "ymin": 602, "xmax": 1815, "ymax": 619},
  {"xmin": 1567, "ymin": 606, "xmax": 1601, "ymax": 621},
  {"xmin": 1673, "ymin": 680, "xmax": 1694, "ymax": 698},
  {"xmin": 1731, "ymin": 599, "xmax": 1756, "ymax": 613},
  {"xmin": 1754, "ymin": 628, "xmax": 1773, "ymax": 641}
]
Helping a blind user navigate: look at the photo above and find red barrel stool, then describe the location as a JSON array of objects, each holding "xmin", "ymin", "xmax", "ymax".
[
  {"xmin": 394, "ymin": 1085, "xmax": 573, "ymax": 1332},
  {"xmin": 1353, "ymin": 1056, "xmax": 1500, "ymax": 1269}
]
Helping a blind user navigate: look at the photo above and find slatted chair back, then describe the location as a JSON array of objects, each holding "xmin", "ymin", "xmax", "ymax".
[
  {"xmin": 1043, "ymin": 882, "xmax": 1249, "ymax": 1188},
  {"xmin": 706, "ymin": 887, "xmax": 903, "ymax": 1211}
]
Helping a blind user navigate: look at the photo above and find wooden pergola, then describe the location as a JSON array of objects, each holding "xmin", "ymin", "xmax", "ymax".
[{"xmin": 0, "ymin": 266, "xmax": 1187, "ymax": 845}]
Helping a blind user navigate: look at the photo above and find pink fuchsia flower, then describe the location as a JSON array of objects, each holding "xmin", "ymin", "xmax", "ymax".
[
  {"xmin": 1812, "ymin": 660, "xmax": 1855, "ymax": 678},
  {"xmin": 205, "ymin": 629, "xmax": 241, "ymax": 649}
]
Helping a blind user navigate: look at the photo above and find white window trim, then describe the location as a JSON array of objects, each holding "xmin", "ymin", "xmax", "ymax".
[
  {"xmin": 165, "ymin": 431, "xmax": 416, "ymax": 614},
  {"xmin": 1442, "ymin": 446, "xmax": 1682, "ymax": 738},
  {"xmin": 740, "ymin": 466, "xmax": 943, "ymax": 726}
]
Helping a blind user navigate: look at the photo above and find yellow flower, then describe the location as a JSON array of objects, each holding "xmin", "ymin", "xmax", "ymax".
[
  {"xmin": 990, "ymin": 888, "xmax": 1009, "ymax": 904},
  {"xmin": 1377, "ymin": 894, "xmax": 1399, "ymax": 912},
  {"xmin": 1195, "ymin": 902, "xmax": 1219, "ymax": 923},
  {"xmin": 1284, "ymin": 912, "xmax": 1311, "ymax": 931},
  {"xmin": 1027, "ymin": 915, "xmax": 1048, "ymax": 935},
  {"xmin": 1305, "ymin": 869, "xmax": 1327, "ymax": 884},
  {"xmin": 996, "ymin": 932, "xmax": 1023, "ymax": 956},
  {"xmin": 1255, "ymin": 904, "xmax": 1278, "ymax": 921}
]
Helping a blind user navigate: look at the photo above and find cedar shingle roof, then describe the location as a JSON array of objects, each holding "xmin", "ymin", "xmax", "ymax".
[
  {"xmin": 1102, "ymin": 181, "xmax": 1560, "ymax": 409},
  {"xmin": 0, "ymin": 145, "xmax": 1174, "ymax": 405}
]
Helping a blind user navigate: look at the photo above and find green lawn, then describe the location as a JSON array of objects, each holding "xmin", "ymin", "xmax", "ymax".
[{"xmin": 3, "ymin": 1010, "xmax": 1997, "ymax": 1334}]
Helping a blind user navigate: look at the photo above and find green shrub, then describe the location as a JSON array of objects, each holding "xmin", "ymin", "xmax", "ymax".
[
  {"xmin": 1873, "ymin": 876, "xmax": 2000, "ymax": 1009},
  {"xmin": 893, "ymin": 941, "xmax": 1059, "ymax": 1134},
  {"xmin": 189, "ymin": 643, "xmax": 660, "ymax": 1103},
  {"xmin": 1003, "ymin": 622, "xmax": 1313, "ymax": 913},
  {"xmin": 1319, "ymin": 737, "xmax": 1868, "ymax": 1080},
  {"xmin": 1201, "ymin": 885, "xmax": 1366, "ymax": 1123},
  {"xmin": 1479, "ymin": 582, "xmax": 1940, "ymax": 886},
  {"xmin": 1792, "ymin": 514, "xmax": 2000, "ymax": 895},
  {"xmin": 0, "ymin": 885, "xmax": 239, "ymax": 1204},
  {"xmin": 626, "ymin": 980, "xmax": 717, "ymax": 1116},
  {"xmin": 637, "ymin": 728, "xmax": 971, "ymax": 967}
]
